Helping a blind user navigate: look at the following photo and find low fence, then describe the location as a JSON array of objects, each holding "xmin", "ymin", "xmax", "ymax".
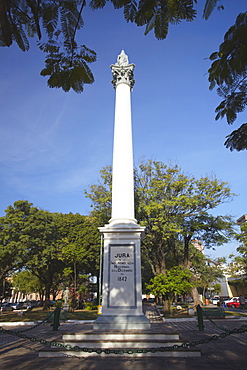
[{"xmin": 0, "ymin": 306, "xmax": 247, "ymax": 356}]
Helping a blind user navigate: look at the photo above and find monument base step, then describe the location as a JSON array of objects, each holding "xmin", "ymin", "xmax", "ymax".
[
  {"xmin": 39, "ymin": 348, "xmax": 201, "ymax": 358},
  {"xmin": 38, "ymin": 330, "xmax": 201, "ymax": 358},
  {"xmin": 93, "ymin": 315, "xmax": 151, "ymax": 331},
  {"xmin": 62, "ymin": 331, "xmax": 180, "ymax": 341}
]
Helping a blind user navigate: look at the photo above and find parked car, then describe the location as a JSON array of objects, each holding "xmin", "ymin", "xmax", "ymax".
[
  {"xmin": 10, "ymin": 302, "xmax": 24, "ymax": 310},
  {"xmin": 212, "ymin": 296, "xmax": 220, "ymax": 305},
  {"xmin": 226, "ymin": 298, "xmax": 240, "ymax": 308},
  {"xmin": 0, "ymin": 302, "xmax": 13, "ymax": 312},
  {"xmin": 226, "ymin": 297, "xmax": 247, "ymax": 309},
  {"xmin": 224, "ymin": 297, "xmax": 239, "ymax": 305}
]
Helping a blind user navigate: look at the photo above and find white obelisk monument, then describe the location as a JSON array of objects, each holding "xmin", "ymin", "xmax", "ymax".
[{"xmin": 93, "ymin": 51, "xmax": 150, "ymax": 330}]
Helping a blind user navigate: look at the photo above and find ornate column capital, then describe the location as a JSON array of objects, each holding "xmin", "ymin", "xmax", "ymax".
[{"xmin": 110, "ymin": 50, "xmax": 135, "ymax": 90}]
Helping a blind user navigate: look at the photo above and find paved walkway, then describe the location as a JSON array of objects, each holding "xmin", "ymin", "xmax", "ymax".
[{"xmin": 1, "ymin": 306, "xmax": 247, "ymax": 369}]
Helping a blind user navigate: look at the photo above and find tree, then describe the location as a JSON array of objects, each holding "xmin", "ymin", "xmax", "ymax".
[
  {"xmin": 55, "ymin": 212, "xmax": 101, "ymax": 295},
  {"xmin": 0, "ymin": 200, "xmax": 66, "ymax": 307},
  {"xmin": 86, "ymin": 160, "xmax": 236, "ymax": 305},
  {"xmin": 136, "ymin": 160, "xmax": 236, "ymax": 305},
  {"xmin": 226, "ymin": 254, "xmax": 247, "ymax": 295},
  {"xmin": 212, "ymin": 283, "xmax": 221, "ymax": 295},
  {"xmin": 0, "ymin": 200, "xmax": 39, "ymax": 284},
  {"xmin": 190, "ymin": 251, "xmax": 224, "ymax": 299},
  {"xmin": 0, "ymin": 200, "xmax": 101, "ymax": 307},
  {"xmin": 203, "ymin": 0, "xmax": 224, "ymax": 20},
  {"xmin": 85, "ymin": 166, "xmax": 112, "ymax": 226},
  {"xmin": 12, "ymin": 270, "xmax": 44, "ymax": 299},
  {"xmin": 135, "ymin": 160, "xmax": 235, "ymax": 268},
  {"xmin": 90, "ymin": 0, "xmax": 197, "ymax": 40},
  {"xmin": 0, "ymin": 0, "xmax": 96, "ymax": 93},
  {"xmin": 146, "ymin": 266, "xmax": 193, "ymax": 313},
  {"xmin": 0, "ymin": 0, "xmax": 222, "ymax": 93},
  {"xmin": 208, "ymin": 12, "xmax": 247, "ymax": 151},
  {"xmin": 226, "ymin": 219, "xmax": 247, "ymax": 293}
]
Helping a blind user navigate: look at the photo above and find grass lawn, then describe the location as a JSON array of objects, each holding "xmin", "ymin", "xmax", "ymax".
[
  {"xmin": 159, "ymin": 306, "xmax": 247, "ymax": 319},
  {"xmin": 0, "ymin": 307, "xmax": 98, "ymax": 322}
]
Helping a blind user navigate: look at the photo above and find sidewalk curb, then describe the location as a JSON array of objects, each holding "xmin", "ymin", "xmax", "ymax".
[
  {"xmin": 0, "ymin": 320, "xmax": 95, "ymax": 326},
  {"xmin": 1, "ymin": 317, "xmax": 246, "ymax": 327}
]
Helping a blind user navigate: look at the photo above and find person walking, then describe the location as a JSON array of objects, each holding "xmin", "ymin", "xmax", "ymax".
[{"xmin": 239, "ymin": 295, "xmax": 245, "ymax": 309}]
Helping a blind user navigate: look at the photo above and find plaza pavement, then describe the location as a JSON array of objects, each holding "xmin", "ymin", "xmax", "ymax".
[{"xmin": 0, "ymin": 305, "xmax": 247, "ymax": 370}]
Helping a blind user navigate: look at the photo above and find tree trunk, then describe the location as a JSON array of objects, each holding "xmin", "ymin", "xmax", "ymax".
[
  {"xmin": 190, "ymin": 286, "xmax": 201, "ymax": 307},
  {"xmin": 43, "ymin": 289, "xmax": 51, "ymax": 310},
  {"xmin": 162, "ymin": 294, "xmax": 171, "ymax": 315},
  {"xmin": 183, "ymin": 236, "xmax": 191, "ymax": 269}
]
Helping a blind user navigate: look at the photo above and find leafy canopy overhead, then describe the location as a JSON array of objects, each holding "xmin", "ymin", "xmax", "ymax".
[
  {"xmin": 0, "ymin": 0, "xmax": 96, "ymax": 93},
  {"xmin": 208, "ymin": 11, "xmax": 247, "ymax": 151},
  {"xmin": 0, "ymin": 0, "xmax": 221, "ymax": 92},
  {"xmin": 90, "ymin": 0, "xmax": 197, "ymax": 40}
]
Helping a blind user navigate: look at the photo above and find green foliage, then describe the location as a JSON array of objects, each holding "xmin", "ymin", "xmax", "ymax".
[
  {"xmin": 190, "ymin": 251, "xmax": 224, "ymax": 296},
  {"xmin": 212, "ymin": 283, "xmax": 221, "ymax": 295},
  {"xmin": 55, "ymin": 212, "xmax": 101, "ymax": 275},
  {"xmin": 85, "ymin": 166, "xmax": 112, "ymax": 225},
  {"xmin": 0, "ymin": 200, "xmax": 46, "ymax": 279},
  {"xmin": 226, "ymin": 250, "xmax": 247, "ymax": 292},
  {"xmin": 1, "ymin": 1, "xmax": 221, "ymax": 93},
  {"xmin": 135, "ymin": 160, "xmax": 235, "ymax": 273},
  {"xmin": 208, "ymin": 12, "xmax": 247, "ymax": 151},
  {"xmin": 90, "ymin": 0, "xmax": 196, "ymax": 40},
  {"xmin": 12, "ymin": 270, "xmax": 43, "ymax": 294},
  {"xmin": 0, "ymin": 0, "xmax": 96, "ymax": 93},
  {"xmin": 229, "ymin": 222, "xmax": 247, "ymax": 288},
  {"xmin": 203, "ymin": 0, "xmax": 224, "ymax": 21},
  {"xmin": 238, "ymin": 220, "xmax": 247, "ymax": 248},
  {"xmin": 0, "ymin": 201, "xmax": 62, "ymax": 301},
  {"xmin": 224, "ymin": 123, "xmax": 247, "ymax": 152},
  {"xmin": 40, "ymin": 43, "xmax": 96, "ymax": 93},
  {"xmin": 146, "ymin": 266, "xmax": 193, "ymax": 303},
  {"xmin": 226, "ymin": 251, "xmax": 247, "ymax": 291},
  {"xmin": 0, "ymin": 200, "xmax": 101, "ymax": 302},
  {"xmin": 84, "ymin": 301, "xmax": 98, "ymax": 310},
  {"xmin": 86, "ymin": 160, "xmax": 236, "ymax": 279}
]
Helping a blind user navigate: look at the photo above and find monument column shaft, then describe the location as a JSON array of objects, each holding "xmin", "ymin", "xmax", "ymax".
[
  {"xmin": 93, "ymin": 51, "xmax": 150, "ymax": 330},
  {"xmin": 111, "ymin": 82, "xmax": 135, "ymax": 223}
]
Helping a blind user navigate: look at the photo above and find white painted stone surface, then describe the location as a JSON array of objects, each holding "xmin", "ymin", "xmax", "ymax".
[
  {"xmin": 93, "ymin": 52, "xmax": 149, "ymax": 330},
  {"xmin": 110, "ymin": 82, "xmax": 135, "ymax": 225},
  {"xmin": 99, "ymin": 224, "xmax": 144, "ymax": 317}
]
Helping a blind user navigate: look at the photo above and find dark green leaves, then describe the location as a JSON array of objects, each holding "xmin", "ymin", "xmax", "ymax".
[
  {"xmin": 208, "ymin": 12, "xmax": 247, "ymax": 150},
  {"xmin": 132, "ymin": 0, "xmax": 197, "ymax": 40},
  {"xmin": 0, "ymin": 1, "xmax": 219, "ymax": 93},
  {"xmin": 40, "ymin": 44, "xmax": 96, "ymax": 92},
  {"xmin": 225, "ymin": 123, "xmax": 247, "ymax": 152},
  {"xmin": 0, "ymin": 1, "xmax": 96, "ymax": 93},
  {"xmin": 89, "ymin": 0, "xmax": 107, "ymax": 9},
  {"xmin": 203, "ymin": 0, "xmax": 224, "ymax": 21},
  {"xmin": 124, "ymin": 1, "xmax": 138, "ymax": 22},
  {"xmin": 90, "ymin": 0, "xmax": 196, "ymax": 39}
]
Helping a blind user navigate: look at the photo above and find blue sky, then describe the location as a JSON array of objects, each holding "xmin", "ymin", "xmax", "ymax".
[{"xmin": 0, "ymin": 1, "xmax": 246, "ymax": 260}]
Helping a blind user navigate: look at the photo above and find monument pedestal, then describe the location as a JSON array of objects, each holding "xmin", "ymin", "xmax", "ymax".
[
  {"xmin": 93, "ymin": 221, "xmax": 150, "ymax": 331},
  {"xmin": 39, "ymin": 323, "xmax": 201, "ymax": 358},
  {"xmin": 93, "ymin": 314, "xmax": 150, "ymax": 331}
]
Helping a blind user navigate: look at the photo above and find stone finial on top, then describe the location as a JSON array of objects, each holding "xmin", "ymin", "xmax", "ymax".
[
  {"xmin": 111, "ymin": 50, "xmax": 135, "ymax": 90},
  {"xmin": 116, "ymin": 50, "xmax": 129, "ymax": 66}
]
